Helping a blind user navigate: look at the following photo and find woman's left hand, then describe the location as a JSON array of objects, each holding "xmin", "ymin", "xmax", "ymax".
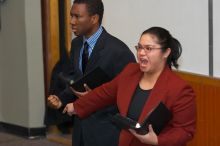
[{"xmin": 129, "ymin": 124, "xmax": 158, "ymax": 145}]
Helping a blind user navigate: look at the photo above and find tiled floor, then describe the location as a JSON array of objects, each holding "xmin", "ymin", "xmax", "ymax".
[{"xmin": 0, "ymin": 132, "xmax": 65, "ymax": 146}]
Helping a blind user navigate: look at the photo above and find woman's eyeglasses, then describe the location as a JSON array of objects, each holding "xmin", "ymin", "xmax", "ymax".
[{"xmin": 135, "ymin": 45, "xmax": 161, "ymax": 53}]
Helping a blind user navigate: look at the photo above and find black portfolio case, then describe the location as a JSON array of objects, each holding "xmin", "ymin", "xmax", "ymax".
[
  {"xmin": 110, "ymin": 102, "xmax": 172, "ymax": 135},
  {"xmin": 69, "ymin": 67, "xmax": 110, "ymax": 92}
]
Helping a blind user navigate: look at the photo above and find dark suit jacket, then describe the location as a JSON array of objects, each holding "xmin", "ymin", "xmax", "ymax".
[
  {"xmin": 44, "ymin": 61, "xmax": 73, "ymax": 125},
  {"xmin": 74, "ymin": 63, "xmax": 196, "ymax": 146},
  {"xmin": 60, "ymin": 29, "xmax": 136, "ymax": 146}
]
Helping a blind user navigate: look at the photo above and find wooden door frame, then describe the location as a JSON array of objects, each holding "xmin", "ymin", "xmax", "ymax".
[{"xmin": 41, "ymin": 0, "xmax": 71, "ymax": 97}]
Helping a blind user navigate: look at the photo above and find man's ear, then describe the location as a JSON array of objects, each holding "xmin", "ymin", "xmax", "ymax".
[{"xmin": 91, "ymin": 14, "xmax": 99, "ymax": 25}]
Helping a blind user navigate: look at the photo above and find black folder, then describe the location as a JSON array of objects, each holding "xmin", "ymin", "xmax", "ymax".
[
  {"xmin": 110, "ymin": 102, "xmax": 172, "ymax": 135},
  {"xmin": 69, "ymin": 67, "xmax": 110, "ymax": 92}
]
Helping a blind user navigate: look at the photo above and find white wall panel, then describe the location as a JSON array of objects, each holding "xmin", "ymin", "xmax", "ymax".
[
  {"xmin": 213, "ymin": 0, "xmax": 220, "ymax": 78},
  {"xmin": 102, "ymin": 0, "xmax": 209, "ymax": 75}
]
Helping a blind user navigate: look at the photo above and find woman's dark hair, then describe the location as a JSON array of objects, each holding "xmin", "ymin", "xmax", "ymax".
[
  {"xmin": 73, "ymin": 0, "xmax": 104, "ymax": 25},
  {"xmin": 142, "ymin": 27, "xmax": 182, "ymax": 69}
]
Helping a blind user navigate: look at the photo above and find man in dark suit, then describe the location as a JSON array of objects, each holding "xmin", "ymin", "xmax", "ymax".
[{"xmin": 47, "ymin": 0, "xmax": 136, "ymax": 146}]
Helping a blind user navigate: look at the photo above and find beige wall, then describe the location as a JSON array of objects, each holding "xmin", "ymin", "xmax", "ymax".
[
  {"xmin": 0, "ymin": 0, "xmax": 45, "ymax": 128},
  {"xmin": 102, "ymin": 0, "xmax": 209, "ymax": 76},
  {"xmin": 213, "ymin": 0, "xmax": 220, "ymax": 77}
]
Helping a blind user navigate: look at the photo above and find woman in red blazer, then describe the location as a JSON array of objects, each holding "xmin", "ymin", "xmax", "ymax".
[{"xmin": 64, "ymin": 27, "xmax": 196, "ymax": 146}]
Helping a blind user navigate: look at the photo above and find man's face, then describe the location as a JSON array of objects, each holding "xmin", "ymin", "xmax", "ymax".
[{"xmin": 70, "ymin": 3, "xmax": 95, "ymax": 37}]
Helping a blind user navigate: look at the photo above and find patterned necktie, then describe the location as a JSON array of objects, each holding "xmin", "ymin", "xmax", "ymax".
[{"xmin": 82, "ymin": 41, "xmax": 89, "ymax": 73}]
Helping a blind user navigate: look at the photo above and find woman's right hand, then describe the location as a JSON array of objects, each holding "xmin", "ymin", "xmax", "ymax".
[
  {"xmin": 63, "ymin": 103, "xmax": 75, "ymax": 116},
  {"xmin": 129, "ymin": 124, "xmax": 158, "ymax": 145}
]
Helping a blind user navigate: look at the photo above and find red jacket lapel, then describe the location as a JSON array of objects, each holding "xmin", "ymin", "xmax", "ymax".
[
  {"xmin": 138, "ymin": 66, "xmax": 171, "ymax": 123},
  {"xmin": 118, "ymin": 67, "xmax": 143, "ymax": 116}
]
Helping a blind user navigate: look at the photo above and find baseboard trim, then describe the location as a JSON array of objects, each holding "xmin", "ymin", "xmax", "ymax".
[{"xmin": 0, "ymin": 122, "xmax": 46, "ymax": 138}]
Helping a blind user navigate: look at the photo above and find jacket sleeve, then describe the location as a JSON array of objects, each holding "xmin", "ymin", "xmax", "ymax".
[{"xmin": 158, "ymin": 84, "xmax": 196, "ymax": 146}]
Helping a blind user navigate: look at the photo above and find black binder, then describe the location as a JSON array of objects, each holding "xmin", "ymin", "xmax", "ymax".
[
  {"xmin": 110, "ymin": 102, "xmax": 172, "ymax": 135},
  {"xmin": 69, "ymin": 67, "xmax": 110, "ymax": 92}
]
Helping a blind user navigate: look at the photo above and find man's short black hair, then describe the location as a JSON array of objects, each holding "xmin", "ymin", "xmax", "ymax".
[{"xmin": 73, "ymin": 0, "xmax": 104, "ymax": 25}]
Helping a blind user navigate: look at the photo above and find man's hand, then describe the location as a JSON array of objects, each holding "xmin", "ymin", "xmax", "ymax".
[
  {"xmin": 63, "ymin": 103, "xmax": 75, "ymax": 116},
  {"xmin": 47, "ymin": 95, "xmax": 62, "ymax": 109},
  {"xmin": 70, "ymin": 83, "xmax": 91, "ymax": 98},
  {"xmin": 129, "ymin": 125, "xmax": 158, "ymax": 145}
]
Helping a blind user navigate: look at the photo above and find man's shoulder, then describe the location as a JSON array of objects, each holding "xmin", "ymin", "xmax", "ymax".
[
  {"xmin": 107, "ymin": 34, "xmax": 126, "ymax": 45},
  {"xmin": 101, "ymin": 29, "xmax": 128, "ymax": 47},
  {"xmin": 100, "ymin": 30, "xmax": 136, "ymax": 62}
]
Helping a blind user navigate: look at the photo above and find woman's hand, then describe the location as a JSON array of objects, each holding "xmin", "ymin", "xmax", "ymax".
[
  {"xmin": 129, "ymin": 124, "xmax": 158, "ymax": 145},
  {"xmin": 70, "ymin": 84, "xmax": 91, "ymax": 98},
  {"xmin": 63, "ymin": 103, "xmax": 75, "ymax": 116}
]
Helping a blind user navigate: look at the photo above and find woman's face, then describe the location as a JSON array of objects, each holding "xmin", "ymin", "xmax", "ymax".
[{"xmin": 137, "ymin": 33, "xmax": 170, "ymax": 74}]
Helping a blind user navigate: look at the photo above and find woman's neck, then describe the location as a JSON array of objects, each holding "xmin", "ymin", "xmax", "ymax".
[{"xmin": 139, "ymin": 67, "xmax": 164, "ymax": 90}]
